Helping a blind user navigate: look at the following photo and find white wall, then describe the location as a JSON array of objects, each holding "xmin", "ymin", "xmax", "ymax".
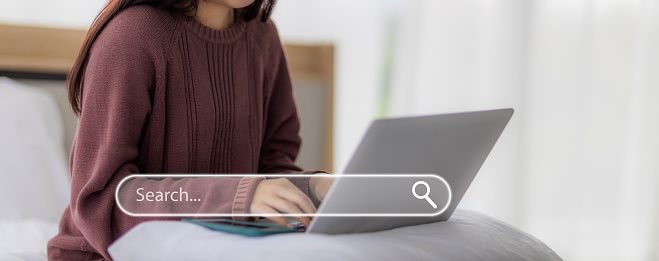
[
  {"xmin": 272, "ymin": 0, "xmax": 391, "ymax": 172},
  {"xmin": 0, "ymin": 0, "xmax": 104, "ymax": 29}
]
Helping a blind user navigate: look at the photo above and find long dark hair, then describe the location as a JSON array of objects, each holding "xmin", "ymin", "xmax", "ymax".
[{"xmin": 67, "ymin": 0, "xmax": 276, "ymax": 115}]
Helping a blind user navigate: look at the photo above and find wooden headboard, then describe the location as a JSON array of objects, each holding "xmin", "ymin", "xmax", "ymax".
[{"xmin": 0, "ymin": 24, "xmax": 334, "ymax": 172}]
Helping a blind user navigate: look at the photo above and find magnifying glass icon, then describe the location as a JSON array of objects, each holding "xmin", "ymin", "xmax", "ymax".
[{"xmin": 412, "ymin": 181, "xmax": 437, "ymax": 209}]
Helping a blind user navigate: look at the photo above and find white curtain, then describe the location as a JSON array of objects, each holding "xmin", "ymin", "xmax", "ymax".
[
  {"xmin": 277, "ymin": 0, "xmax": 659, "ymax": 259},
  {"xmin": 384, "ymin": 0, "xmax": 659, "ymax": 260}
]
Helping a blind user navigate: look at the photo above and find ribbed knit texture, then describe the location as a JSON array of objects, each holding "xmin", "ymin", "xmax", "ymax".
[{"xmin": 47, "ymin": 5, "xmax": 323, "ymax": 260}]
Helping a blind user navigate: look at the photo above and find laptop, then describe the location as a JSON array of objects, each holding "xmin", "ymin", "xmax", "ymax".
[{"xmin": 303, "ymin": 108, "xmax": 514, "ymax": 234}]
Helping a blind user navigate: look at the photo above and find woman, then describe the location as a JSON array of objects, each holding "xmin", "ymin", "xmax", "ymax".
[{"xmin": 47, "ymin": 0, "xmax": 332, "ymax": 259}]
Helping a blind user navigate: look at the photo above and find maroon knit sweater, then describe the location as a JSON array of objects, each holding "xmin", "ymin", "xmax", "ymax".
[{"xmin": 47, "ymin": 5, "xmax": 320, "ymax": 260}]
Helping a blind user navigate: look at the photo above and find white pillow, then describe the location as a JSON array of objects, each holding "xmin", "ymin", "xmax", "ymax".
[{"xmin": 0, "ymin": 77, "xmax": 70, "ymax": 222}]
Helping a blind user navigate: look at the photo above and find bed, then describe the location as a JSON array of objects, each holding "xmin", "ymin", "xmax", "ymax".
[{"xmin": 0, "ymin": 24, "xmax": 562, "ymax": 261}]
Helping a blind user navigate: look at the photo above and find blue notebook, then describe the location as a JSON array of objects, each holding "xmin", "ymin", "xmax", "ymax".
[{"xmin": 182, "ymin": 218, "xmax": 304, "ymax": 237}]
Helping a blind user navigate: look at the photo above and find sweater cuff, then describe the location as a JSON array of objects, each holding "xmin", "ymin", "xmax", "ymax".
[
  {"xmin": 299, "ymin": 170, "xmax": 329, "ymax": 196},
  {"xmin": 267, "ymin": 170, "xmax": 328, "ymax": 196},
  {"xmin": 232, "ymin": 176, "xmax": 265, "ymax": 221},
  {"xmin": 302, "ymin": 169, "xmax": 330, "ymax": 174}
]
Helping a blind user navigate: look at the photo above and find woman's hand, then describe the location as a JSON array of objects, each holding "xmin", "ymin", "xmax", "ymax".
[
  {"xmin": 250, "ymin": 178, "xmax": 316, "ymax": 228},
  {"xmin": 309, "ymin": 174, "xmax": 335, "ymax": 205}
]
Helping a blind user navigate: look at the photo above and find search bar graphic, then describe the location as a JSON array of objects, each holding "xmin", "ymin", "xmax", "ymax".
[
  {"xmin": 413, "ymin": 181, "xmax": 437, "ymax": 209},
  {"xmin": 116, "ymin": 174, "xmax": 451, "ymax": 217}
]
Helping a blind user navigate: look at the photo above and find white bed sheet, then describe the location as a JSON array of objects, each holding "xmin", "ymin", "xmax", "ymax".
[
  {"xmin": 0, "ymin": 219, "xmax": 59, "ymax": 261},
  {"xmin": 109, "ymin": 209, "xmax": 562, "ymax": 261}
]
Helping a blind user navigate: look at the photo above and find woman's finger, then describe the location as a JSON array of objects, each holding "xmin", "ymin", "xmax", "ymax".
[
  {"xmin": 252, "ymin": 203, "xmax": 291, "ymax": 228},
  {"xmin": 276, "ymin": 188, "xmax": 317, "ymax": 214},
  {"xmin": 265, "ymin": 196, "xmax": 311, "ymax": 227}
]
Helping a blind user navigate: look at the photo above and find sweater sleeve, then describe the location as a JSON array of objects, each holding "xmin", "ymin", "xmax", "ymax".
[
  {"xmin": 69, "ymin": 23, "xmax": 263, "ymax": 258},
  {"xmin": 257, "ymin": 32, "xmax": 328, "ymax": 195}
]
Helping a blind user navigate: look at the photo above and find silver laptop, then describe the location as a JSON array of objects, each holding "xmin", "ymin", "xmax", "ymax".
[{"xmin": 304, "ymin": 108, "xmax": 514, "ymax": 234}]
